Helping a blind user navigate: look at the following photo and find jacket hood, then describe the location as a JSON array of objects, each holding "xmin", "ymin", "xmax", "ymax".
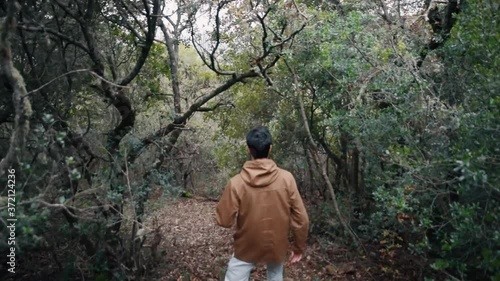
[{"xmin": 240, "ymin": 158, "xmax": 279, "ymax": 187}]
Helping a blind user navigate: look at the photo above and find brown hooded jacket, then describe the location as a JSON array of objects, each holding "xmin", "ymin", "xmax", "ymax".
[{"xmin": 216, "ymin": 158, "xmax": 309, "ymax": 264}]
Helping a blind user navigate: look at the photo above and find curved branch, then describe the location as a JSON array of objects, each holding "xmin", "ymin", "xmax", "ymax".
[
  {"xmin": 118, "ymin": 0, "xmax": 161, "ymax": 86},
  {"xmin": 190, "ymin": 0, "xmax": 235, "ymax": 76},
  {"xmin": 27, "ymin": 69, "xmax": 129, "ymax": 95},
  {"xmin": 127, "ymin": 70, "xmax": 259, "ymax": 163}
]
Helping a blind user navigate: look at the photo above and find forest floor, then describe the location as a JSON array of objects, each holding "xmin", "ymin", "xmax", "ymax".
[{"xmin": 147, "ymin": 198, "xmax": 373, "ymax": 281}]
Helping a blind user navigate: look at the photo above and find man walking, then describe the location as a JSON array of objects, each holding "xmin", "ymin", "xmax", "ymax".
[{"xmin": 216, "ymin": 126, "xmax": 309, "ymax": 281}]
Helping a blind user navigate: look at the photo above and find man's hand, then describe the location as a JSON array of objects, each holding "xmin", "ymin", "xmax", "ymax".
[{"xmin": 288, "ymin": 251, "xmax": 303, "ymax": 265}]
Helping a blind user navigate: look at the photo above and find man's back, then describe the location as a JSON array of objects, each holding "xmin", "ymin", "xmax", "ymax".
[
  {"xmin": 216, "ymin": 158, "xmax": 309, "ymax": 264},
  {"xmin": 217, "ymin": 125, "xmax": 309, "ymax": 281}
]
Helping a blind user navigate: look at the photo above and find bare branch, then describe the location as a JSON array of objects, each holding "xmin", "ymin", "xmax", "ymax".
[
  {"xmin": 27, "ymin": 69, "xmax": 130, "ymax": 95},
  {"xmin": 118, "ymin": 0, "xmax": 161, "ymax": 86},
  {"xmin": 101, "ymin": 11, "xmax": 143, "ymax": 41},
  {"xmin": 190, "ymin": 0, "xmax": 235, "ymax": 76},
  {"xmin": 196, "ymin": 102, "xmax": 234, "ymax": 112},
  {"xmin": 115, "ymin": 0, "xmax": 146, "ymax": 34},
  {"xmin": 127, "ymin": 70, "xmax": 259, "ymax": 163},
  {"xmin": 18, "ymin": 23, "xmax": 90, "ymax": 54}
]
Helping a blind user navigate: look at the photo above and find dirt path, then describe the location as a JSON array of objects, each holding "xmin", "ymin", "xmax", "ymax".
[{"xmin": 148, "ymin": 199, "xmax": 364, "ymax": 281}]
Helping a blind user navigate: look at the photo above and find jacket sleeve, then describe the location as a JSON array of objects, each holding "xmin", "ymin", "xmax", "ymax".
[
  {"xmin": 289, "ymin": 176, "xmax": 309, "ymax": 255},
  {"xmin": 216, "ymin": 180, "xmax": 239, "ymax": 228}
]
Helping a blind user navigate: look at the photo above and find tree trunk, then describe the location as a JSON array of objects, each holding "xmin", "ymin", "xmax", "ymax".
[
  {"xmin": 295, "ymin": 86, "xmax": 359, "ymax": 244},
  {"xmin": 305, "ymin": 144, "xmax": 319, "ymax": 198},
  {"xmin": 160, "ymin": 22, "xmax": 182, "ymax": 115},
  {"xmin": 351, "ymin": 147, "xmax": 361, "ymax": 200},
  {"xmin": 0, "ymin": 0, "xmax": 33, "ymax": 177}
]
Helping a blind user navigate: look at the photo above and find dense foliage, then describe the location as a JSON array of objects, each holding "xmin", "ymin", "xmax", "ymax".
[{"xmin": 0, "ymin": 0, "xmax": 498, "ymax": 280}]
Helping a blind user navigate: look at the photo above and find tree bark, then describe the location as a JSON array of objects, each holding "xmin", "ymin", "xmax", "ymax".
[
  {"xmin": 160, "ymin": 21, "xmax": 182, "ymax": 115},
  {"xmin": 0, "ymin": 0, "xmax": 33, "ymax": 177}
]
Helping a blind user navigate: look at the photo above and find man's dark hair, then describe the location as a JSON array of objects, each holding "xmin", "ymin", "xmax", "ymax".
[{"xmin": 246, "ymin": 126, "xmax": 272, "ymax": 159}]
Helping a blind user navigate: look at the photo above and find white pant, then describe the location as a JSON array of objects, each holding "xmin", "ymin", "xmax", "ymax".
[{"xmin": 224, "ymin": 255, "xmax": 284, "ymax": 281}]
